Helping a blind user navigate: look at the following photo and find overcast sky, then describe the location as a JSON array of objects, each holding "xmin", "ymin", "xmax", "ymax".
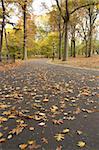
[{"xmin": 33, "ymin": 0, "xmax": 55, "ymax": 15}]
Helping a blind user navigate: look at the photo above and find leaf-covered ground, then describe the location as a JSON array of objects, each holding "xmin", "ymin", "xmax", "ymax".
[
  {"xmin": 0, "ymin": 59, "xmax": 99, "ymax": 150},
  {"xmin": 51, "ymin": 55, "xmax": 99, "ymax": 70}
]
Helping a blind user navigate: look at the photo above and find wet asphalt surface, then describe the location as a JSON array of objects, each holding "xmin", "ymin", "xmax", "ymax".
[{"xmin": 0, "ymin": 59, "xmax": 99, "ymax": 150}]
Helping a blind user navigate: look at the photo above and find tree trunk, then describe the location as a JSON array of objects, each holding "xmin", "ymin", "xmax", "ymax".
[
  {"xmin": 63, "ymin": 20, "xmax": 68, "ymax": 61},
  {"xmin": 62, "ymin": 0, "xmax": 69, "ymax": 61},
  {"xmin": 71, "ymin": 39, "xmax": 73, "ymax": 57},
  {"xmin": 4, "ymin": 28, "xmax": 9, "ymax": 57},
  {"xmin": 23, "ymin": 1, "xmax": 27, "ymax": 60},
  {"xmin": 88, "ymin": 8, "xmax": 92, "ymax": 57},
  {"xmin": 0, "ymin": 0, "xmax": 5, "ymax": 62},
  {"xmin": 0, "ymin": 31, "xmax": 2, "ymax": 62},
  {"xmin": 73, "ymin": 39, "xmax": 76, "ymax": 57},
  {"xmin": 85, "ymin": 40, "xmax": 88, "ymax": 57},
  {"xmin": 58, "ymin": 14, "xmax": 62, "ymax": 59}
]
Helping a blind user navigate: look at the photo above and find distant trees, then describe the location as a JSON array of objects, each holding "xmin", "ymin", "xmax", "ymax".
[
  {"xmin": 77, "ymin": 4, "xmax": 98, "ymax": 57},
  {"xmin": 12, "ymin": 0, "xmax": 33, "ymax": 60},
  {"xmin": 55, "ymin": 0, "xmax": 99, "ymax": 61},
  {"xmin": 0, "ymin": 0, "xmax": 99, "ymax": 62},
  {"xmin": 0, "ymin": 0, "xmax": 34, "ymax": 61}
]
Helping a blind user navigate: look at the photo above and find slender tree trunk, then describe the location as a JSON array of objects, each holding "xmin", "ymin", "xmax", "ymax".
[
  {"xmin": 0, "ymin": 0, "xmax": 5, "ymax": 62},
  {"xmin": 88, "ymin": 8, "xmax": 92, "ymax": 57},
  {"xmin": 85, "ymin": 40, "xmax": 88, "ymax": 57},
  {"xmin": 4, "ymin": 28, "xmax": 9, "ymax": 56},
  {"xmin": 0, "ymin": 30, "xmax": 2, "ymax": 62},
  {"xmin": 63, "ymin": 0, "xmax": 69, "ymax": 61},
  {"xmin": 73, "ymin": 39, "xmax": 76, "ymax": 57},
  {"xmin": 63, "ymin": 20, "xmax": 68, "ymax": 61},
  {"xmin": 88, "ymin": 31, "xmax": 92, "ymax": 57},
  {"xmin": 58, "ymin": 14, "xmax": 62, "ymax": 59},
  {"xmin": 71, "ymin": 39, "xmax": 73, "ymax": 57},
  {"xmin": 73, "ymin": 26, "xmax": 76, "ymax": 57},
  {"xmin": 23, "ymin": 1, "xmax": 27, "ymax": 60}
]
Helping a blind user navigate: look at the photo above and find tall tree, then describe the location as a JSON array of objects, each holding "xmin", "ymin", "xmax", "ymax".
[
  {"xmin": 55, "ymin": 0, "xmax": 99, "ymax": 61},
  {"xmin": 23, "ymin": 0, "xmax": 27, "ymax": 60},
  {"xmin": 87, "ymin": 5, "xmax": 98, "ymax": 57},
  {"xmin": 0, "ymin": 0, "xmax": 5, "ymax": 62},
  {"xmin": 7, "ymin": 0, "xmax": 33, "ymax": 60}
]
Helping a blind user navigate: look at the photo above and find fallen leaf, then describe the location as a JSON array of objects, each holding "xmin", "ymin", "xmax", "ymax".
[
  {"xmin": 63, "ymin": 128, "xmax": 70, "ymax": 134},
  {"xmin": 51, "ymin": 105, "xmax": 58, "ymax": 113},
  {"xmin": 29, "ymin": 127, "xmax": 35, "ymax": 131},
  {"xmin": 0, "ymin": 117, "xmax": 8, "ymax": 123},
  {"xmin": 43, "ymin": 98, "xmax": 49, "ymax": 102},
  {"xmin": 74, "ymin": 107, "xmax": 81, "ymax": 114},
  {"xmin": 39, "ymin": 122, "xmax": 45, "ymax": 126},
  {"xmin": 0, "ymin": 138, "xmax": 6, "ymax": 143},
  {"xmin": 56, "ymin": 145, "xmax": 62, "ymax": 150},
  {"xmin": 77, "ymin": 130, "xmax": 82, "ymax": 135},
  {"xmin": 0, "ymin": 132, "xmax": 3, "ymax": 138},
  {"xmin": 19, "ymin": 144, "xmax": 28, "ymax": 150},
  {"xmin": 7, "ymin": 134, "xmax": 13, "ymax": 139},
  {"xmin": 77, "ymin": 141, "xmax": 86, "ymax": 148},
  {"xmin": 28, "ymin": 140, "xmax": 35, "ymax": 145},
  {"xmin": 54, "ymin": 133, "xmax": 64, "ymax": 141},
  {"xmin": 28, "ymin": 140, "xmax": 40, "ymax": 149},
  {"xmin": 42, "ymin": 137, "xmax": 48, "ymax": 144},
  {"xmin": 53, "ymin": 119, "xmax": 63, "ymax": 125}
]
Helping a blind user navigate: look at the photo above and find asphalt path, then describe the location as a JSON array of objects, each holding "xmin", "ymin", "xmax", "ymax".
[{"xmin": 0, "ymin": 59, "xmax": 99, "ymax": 150}]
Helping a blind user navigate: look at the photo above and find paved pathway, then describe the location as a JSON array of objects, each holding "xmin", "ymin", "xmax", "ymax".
[{"xmin": 0, "ymin": 59, "xmax": 99, "ymax": 150}]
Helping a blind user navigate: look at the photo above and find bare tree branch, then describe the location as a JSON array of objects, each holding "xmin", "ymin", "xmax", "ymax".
[{"xmin": 70, "ymin": 2, "xmax": 99, "ymax": 15}]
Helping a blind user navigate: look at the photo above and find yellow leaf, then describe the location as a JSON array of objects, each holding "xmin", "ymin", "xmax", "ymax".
[
  {"xmin": 0, "ymin": 132, "xmax": 3, "ymax": 138},
  {"xmin": 50, "ymin": 105, "xmax": 58, "ymax": 113},
  {"xmin": 28, "ymin": 140, "xmax": 35, "ymax": 145},
  {"xmin": 43, "ymin": 98, "xmax": 49, "ymax": 102},
  {"xmin": 54, "ymin": 133, "xmax": 64, "ymax": 141},
  {"xmin": 63, "ymin": 128, "xmax": 70, "ymax": 134},
  {"xmin": 77, "ymin": 141, "xmax": 86, "ymax": 148},
  {"xmin": 0, "ymin": 117, "xmax": 8, "ymax": 123},
  {"xmin": 8, "ymin": 115, "xmax": 16, "ymax": 119}
]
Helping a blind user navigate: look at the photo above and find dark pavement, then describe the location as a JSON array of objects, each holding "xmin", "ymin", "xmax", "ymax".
[{"xmin": 0, "ymin": 59, "xmax": 99, "ymax": 150}]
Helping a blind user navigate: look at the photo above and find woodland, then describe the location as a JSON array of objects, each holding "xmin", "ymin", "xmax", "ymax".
[
  {"xmin": 0, "ymin": 0, "xmax": 99, "ymax": 62},
  {"xmin": 0, "ymin": 1, "xmax": 99, "ymax": 150}
]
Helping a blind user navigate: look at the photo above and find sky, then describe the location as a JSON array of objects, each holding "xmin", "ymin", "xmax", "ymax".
[
  {"xmin": 33, "ymin": 0, "xmax": 55, "ymax": 15},
  {"xmin": 8, "ymin": 0, "xmax": 55, "ymax": 24}
]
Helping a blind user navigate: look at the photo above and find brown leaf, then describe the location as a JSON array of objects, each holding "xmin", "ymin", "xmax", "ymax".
[
  {"xmin": 42, "ymin": 137, "xmax": 48, "ymax": 144},
  {"xmin": 53, "ymin": 119, "xmax": 63, "ymax": 125},
  {"xmin": 74, "ymin": 107, "xmax": 81, "ymax": 115},
  {"xmin": 28, "ymin": 140, "xmax": 40, "ymax": 150},
  {"xmin": 56, "ymin": 145, "xmax": 62, "ymax": 150},
  {"xmin": 19, "ymin": 144, "xmax": 28, "ymax": 150},
  {"xmin": 0, "ymin": 138, "xmax": 6, "ymax": 143}
]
